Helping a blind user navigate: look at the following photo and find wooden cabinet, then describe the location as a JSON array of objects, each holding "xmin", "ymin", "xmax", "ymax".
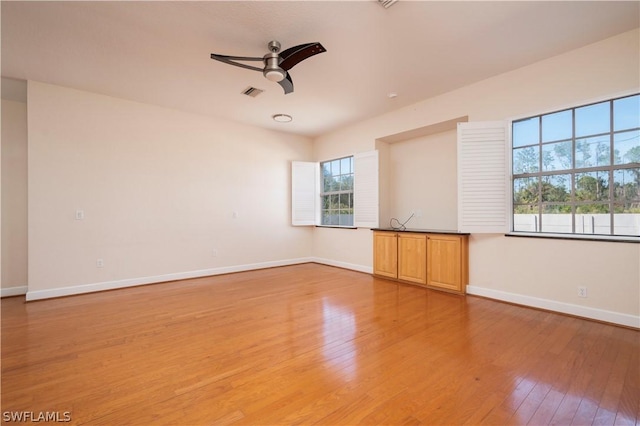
[
  {"xmin": 398, "ymin": 233, "xmax": 427, "ymax": 284},
  {"xmin": 372, "ymin": 230, "xmax": 469, "ymax": 294},
  {"xmin": 426, "ymin": 234, "xmax": 469, "ymax": 293},
  {"xmin": 373, "ymin": 231, "xmax": 398, "ymax": 279}
]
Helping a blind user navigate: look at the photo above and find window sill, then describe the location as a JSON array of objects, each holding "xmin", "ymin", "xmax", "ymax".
[
  {"xmin": 316, "ymin": 225, "xmax": 358, "ymax": 230},
  {"xmin": 505, "ymin": 232, "xmax": 640, "ymax": 244}
]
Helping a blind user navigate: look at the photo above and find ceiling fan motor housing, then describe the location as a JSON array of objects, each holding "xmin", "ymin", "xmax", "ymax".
[{"xmin": 263, "ymin": 52, "xmax": 286, "ymax": 82}]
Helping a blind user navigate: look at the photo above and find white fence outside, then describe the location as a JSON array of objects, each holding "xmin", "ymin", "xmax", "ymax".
[{"xmin": 514, "ymin": 214, "xmax": 640, "ymax": 235}]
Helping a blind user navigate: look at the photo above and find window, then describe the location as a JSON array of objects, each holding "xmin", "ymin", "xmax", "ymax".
[
  {"xmin": 512, "ymin": 94, "xmax": 640, "ymax": 237},
  {"xmin": 320, "ymin": 156, "xmax": 354, "ymax": 226},
  {"xmin": 291, "ymin": 151, "xmax": 378, "ymax": 228}
]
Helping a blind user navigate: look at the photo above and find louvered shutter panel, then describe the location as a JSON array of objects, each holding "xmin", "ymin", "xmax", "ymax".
[
  {"xmin": 354, "ymin": 150, "xmax": 379, "ymax": 228},
  {"xmin": 457, "ymin": 122, "xmax": 508, "ymax": 233},
  {"xmin": 291, "ymin": 161, "xmax": 319, "ymax": 226}
]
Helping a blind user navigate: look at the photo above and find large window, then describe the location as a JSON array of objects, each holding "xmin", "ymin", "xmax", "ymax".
[
  {"xmin": 320, "ymin": 156, "xmax": 354, "ymax": 226},
  {"xmin": 512, "ymin": 94, "xmax": 640, "ymax": 237},
  {"xmin": 291, "ymin": 151, "xmax": 378, "ymax": 228}
]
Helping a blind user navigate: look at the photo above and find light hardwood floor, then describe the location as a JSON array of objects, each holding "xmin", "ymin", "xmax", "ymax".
[{"xmin": 2, "ymin": 263, "xmax": 638, "ymax": 425}]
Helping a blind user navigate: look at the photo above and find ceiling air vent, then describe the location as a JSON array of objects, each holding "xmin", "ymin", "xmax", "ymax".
[
  {"xmin": 241, "ymin": 86, "xmax": 264, "ymax": 98},
  {"xmin": 378, "ymin": 0, "xmax": 398, "ymax": 8}
]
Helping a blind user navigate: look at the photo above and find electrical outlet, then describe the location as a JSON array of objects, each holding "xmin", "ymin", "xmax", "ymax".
[
  {"xmin": 578, "ymin": 286, "xmax": 587, "ymax": 298},
  {"xmin": 96, "ymin": 259, "xmax": 104, "ymax": 268},
  {"xmin": 212, "ymin": 249, "xmax": 218, "ymax": 257},
  {"xmin": 75, "ymin": 210, "xmax": 85, "ymax": 220}
]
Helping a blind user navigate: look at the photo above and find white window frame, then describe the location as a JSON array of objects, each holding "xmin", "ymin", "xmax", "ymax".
[{"xmin": 320, "ymin": 155, "xmax": 355, "ymax": 227}]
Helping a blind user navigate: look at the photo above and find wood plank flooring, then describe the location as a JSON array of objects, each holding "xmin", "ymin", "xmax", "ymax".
[{"xmin": 2, "ymin": 263, "xmax": 638, "ymax": 425}]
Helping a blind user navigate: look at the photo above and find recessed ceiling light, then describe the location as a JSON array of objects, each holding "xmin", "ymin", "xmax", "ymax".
[{"xmin": 273, "ymin": 114, "xmax": 293, "ymax": 123}]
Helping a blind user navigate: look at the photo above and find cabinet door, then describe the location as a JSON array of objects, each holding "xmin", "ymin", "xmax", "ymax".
[
  {"xmin": 373, "ymin": 232, "xmax": 397, "ymax": 279},
  {"xmin": 427, "ymin": 235, "xmax": 467, "ymax": 293},
  {"xmin": 398, "ymin": 233, "xmax": 427, "ymax": 285}
]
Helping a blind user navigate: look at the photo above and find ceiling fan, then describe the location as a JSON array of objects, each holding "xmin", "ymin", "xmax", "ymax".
[{"xmin": 210, "ymin": 40, "xmax": 326, "ymax": 94}]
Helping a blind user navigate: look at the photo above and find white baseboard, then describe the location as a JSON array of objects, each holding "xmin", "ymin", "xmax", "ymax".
[
  {"xmin": 21, "ymin": 262, "xmax": 638, "ymax": 329},
  {"xmin": 310, "ymin": 257, "xmax": 373, "ymax": 274},
  {"xmin": 1, "ymin": 286, "xmax": 28, "ymax": 298},
  {"xmin": 25, "ymin": 258, "xmax": 315, "ymax": 301},
  {"xmin": 466, "ymin": 285, "xmax": 640, "ymax": 329}
]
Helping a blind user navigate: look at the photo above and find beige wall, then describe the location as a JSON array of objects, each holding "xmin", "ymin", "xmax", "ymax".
[
  {"xmin": 313, "ymin": 29, "xmax": 640, "ymax": 324},
  {"xmin": 27, "ymin": 81, "xmax": 313, "ymax": 297},
  {"xmin": 1, "ymin": 99, "xmax": 28, "ymax": 291},
  {"xmin": 8, "ymin": 28, "xmax": 640, "ymax": 325},
  {"xmin": 387, "ymin": 130, "xmax": 458, "ymax": 231}
]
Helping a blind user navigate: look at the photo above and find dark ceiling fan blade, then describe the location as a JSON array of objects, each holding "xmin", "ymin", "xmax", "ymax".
[
  {"xmin": 210, "ymin": 53, "xmax": 264, "ymax": 72},
  {"xmin": 279, "ymin": 42, "xmax": 326, "ymax": 71},
  {"xmin": 279, "ymin": 43, "xmax": 315, "ymax": 59},
  {"xmin": 278, "ymin": 73, "xmax": 294, "ymax": 94}
]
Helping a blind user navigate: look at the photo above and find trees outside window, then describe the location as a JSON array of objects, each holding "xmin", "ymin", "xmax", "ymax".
[{"xmin": 512, "ymin": 94, "xmax": 640, "ymax": 236}]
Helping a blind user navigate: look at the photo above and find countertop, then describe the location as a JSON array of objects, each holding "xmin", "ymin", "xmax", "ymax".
[{"xmin": 372, "ymin": 228, "xmax": 470, "ymax": 236}]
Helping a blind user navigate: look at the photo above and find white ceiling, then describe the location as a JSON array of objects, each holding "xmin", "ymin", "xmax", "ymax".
[{"xmin": 2, "ymin": 1, "xmax": 639, "ymax": 137}]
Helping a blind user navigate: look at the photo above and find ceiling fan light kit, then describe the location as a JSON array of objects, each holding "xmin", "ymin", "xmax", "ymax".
[
  {"xmin": 264, "ymin": 69, "xmax": 286, "ymax": 82},
  {"xmin": 210, "ymin": 40, "xmax": 326, "ymax": 94}
]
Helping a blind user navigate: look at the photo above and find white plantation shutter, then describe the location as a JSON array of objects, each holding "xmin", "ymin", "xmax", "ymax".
[
  {"xmin": 354, "ymin": 150, "xmax": 379, "ymax": 228},
  {"xmin": 291, "ymin": 161, "xmax": 319, "ymax": 226},
  {"xmin": 457, "ymin": 121, "xmax": 509, "ymax": 233}
]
